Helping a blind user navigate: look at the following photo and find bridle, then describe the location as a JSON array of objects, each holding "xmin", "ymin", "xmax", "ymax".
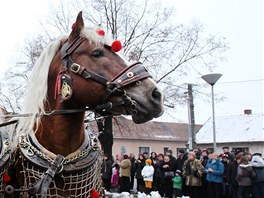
[{"xmin": 57, "ymin": 36, "xmax": 152, "ymax": 115}]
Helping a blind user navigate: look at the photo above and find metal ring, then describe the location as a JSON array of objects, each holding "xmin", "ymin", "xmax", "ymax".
[
  {"xmin": 57, "ymin": 165, "xmax": 64, "ymax": 174},
  {"xmin": 127, "ymin": 72, "xmax": 134, "ymax": 78},
  {"xmin": 27, "ymin": 148, "xmax": 34, "ymax": 157}
]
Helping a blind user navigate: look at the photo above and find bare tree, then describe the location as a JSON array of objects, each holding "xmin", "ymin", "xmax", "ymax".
[{"xmin": 1, "ymin": 0, "xmax": 228, "ymax": 112}]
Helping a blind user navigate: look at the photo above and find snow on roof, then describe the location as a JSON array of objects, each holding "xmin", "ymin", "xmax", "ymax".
[{"xmin": 196, "ymin": 114, "xmax": 264, "ymax": 144}]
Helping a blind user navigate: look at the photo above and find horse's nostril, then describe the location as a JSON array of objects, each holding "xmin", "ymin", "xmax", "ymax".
[{"xmin": 152, "ymin": 88, "xmax": 162, "ymax": 101}]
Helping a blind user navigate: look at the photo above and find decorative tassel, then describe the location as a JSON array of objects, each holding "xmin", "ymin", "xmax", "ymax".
[
  {"xmin": 54, "ymin": 73, "xmax": 62, "ymax": 100},
  {"xmin": 96, "ymin": 29, "xmax": 105, "ymax": 37},
  {"xmin": 90, "ymin": 189, "xmax": 99, "ymax": 198},
  {"xmin": 111, "ymin": 40, "xmax": 122, "ymax": 52},
  {"xmin": 54, "ymin": 69, "xmax": 67, "ymax": 100},
  {"xmin": 3, "ymin": 172, "xmax": 11, "ymax": 183}
]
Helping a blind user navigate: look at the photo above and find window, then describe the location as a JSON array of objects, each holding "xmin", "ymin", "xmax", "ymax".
[
  {"xmin": 120, "ymin": 146, "xmax": 127, "ymax": 154},
  {"xmin": 231, "ymin": 147, "xmax": 249, "ymax": 153},
  {"xmin": 164, "ymin": 147, "xmax": 169, "ymax": 154},
  {"xmin": 139, "ymin": 147, "xmax": 150, "ymax": 155}
]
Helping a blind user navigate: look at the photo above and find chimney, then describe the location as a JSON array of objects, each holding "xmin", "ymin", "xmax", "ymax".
[{"xmin": 244, "ymin": 109, "xmax": 252, "ymax": 115}]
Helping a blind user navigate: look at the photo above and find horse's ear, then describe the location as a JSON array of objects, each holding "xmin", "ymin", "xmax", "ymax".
[{"xmin": 69, "ymin": 11, "xmax": 84, "ymax": 42}]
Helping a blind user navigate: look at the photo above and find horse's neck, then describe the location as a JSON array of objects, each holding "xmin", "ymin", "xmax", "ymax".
[{"xmin": 35, "ymin": 113, "xmax": 85, "ymax": 156}]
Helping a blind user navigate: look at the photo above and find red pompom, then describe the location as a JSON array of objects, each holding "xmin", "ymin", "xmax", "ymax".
[
  {"xmin": 3, "ymin": 172, "xmax": 11, "ymax": 183},
  {"xmin": 96, "ymin": 29, "xmax": 105, "ymax": 36},
  {"xmin": 90, "ymin": 189, "xmax": 99, "ymax": 198},
  {"xmin": 111, "ymin": 40, "xmax": 122, "ymax": 52},
  {"xmin": 71, "ymin": 22, "xmax": 76, "ymax": 30}
]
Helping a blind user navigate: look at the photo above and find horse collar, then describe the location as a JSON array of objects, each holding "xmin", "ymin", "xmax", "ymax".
[{"xmin": 18, "ymin": 130, "xmax": 100, "ymax": 172}]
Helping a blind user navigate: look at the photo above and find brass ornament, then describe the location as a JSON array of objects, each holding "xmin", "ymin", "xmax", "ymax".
[{"xmin": 61, "ymin": 82, "xmax": 72, "ymax": 100}]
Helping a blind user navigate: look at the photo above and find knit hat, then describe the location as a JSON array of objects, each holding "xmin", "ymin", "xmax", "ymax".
[
  {"xmin": 176, "ymin": 170, "xmax": 181, "ymax": 175},
  {"xmin": 145, "ymin": 159, "xmax": 152, "ymax": 164},
  {"xmin": 221, "ymin": 153, "xmax": 229, "ymax": 159}
]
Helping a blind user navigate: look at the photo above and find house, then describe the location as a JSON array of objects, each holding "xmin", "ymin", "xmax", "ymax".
[
  {"xmin": 196, "ymin": 111, "xmax": 264, "ymax": 154},
  {"xmin": 90, "ymin": 116, "xmax": 202, "ymax": 157}
]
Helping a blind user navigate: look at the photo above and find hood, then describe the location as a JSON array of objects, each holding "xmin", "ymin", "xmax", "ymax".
[
  {"xmin": 239, "ymin": 163, "xmax": 253, "ymax": 171},
  {"xmin": 251, "ymin": 156, "xmax": 264, "ymax": 167}
]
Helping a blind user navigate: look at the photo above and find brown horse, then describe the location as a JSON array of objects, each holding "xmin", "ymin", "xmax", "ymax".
[{"xmin": 10, "ymin": 12, "xmax": 164, "ymax": 197}]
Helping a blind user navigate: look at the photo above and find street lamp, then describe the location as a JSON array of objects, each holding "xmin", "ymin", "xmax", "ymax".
[{"xmin": 201, "ymin": 73, "xmax": 222, "ymax": 152}]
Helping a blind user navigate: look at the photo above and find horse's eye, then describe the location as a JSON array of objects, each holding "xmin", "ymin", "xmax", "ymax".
[{"xmin": 91, "ymin": 49, "xmax": 104, "ymax": 58}]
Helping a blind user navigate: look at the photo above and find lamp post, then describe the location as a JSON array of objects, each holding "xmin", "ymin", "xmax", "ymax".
[{"xmin": 201, "ymin": 73, "xmax": 222, "ymax": 152}]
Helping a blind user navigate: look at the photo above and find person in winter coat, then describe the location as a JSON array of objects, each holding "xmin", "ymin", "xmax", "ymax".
[
  {"xmin": 205, "ymin": 153, "xmax": 224, "ymax": 198},
  {"xmin": 119, "ymin": 154, "xmax": 131, "ymax": 193},
  {"xmin": 172, "ymin": 170, "xmax": 183, "ymax": 198},
  {"xmin": 101, "ymin": 155, "xmax": 113, "ymax": 191},
  {"xmin": 129, "ymin": 153, "xmax": 136, "ymax": 190},
  {"xmin": 227, "ymin": 153, "xmax": 242, "ymax": 198},
  {"xmin": 135, "ymin": 154, "xmax": 146, "ymax": 193},
  {"xmin": 153, "ymin": 153, "xmax": 163, "ymax": 192},
  {"xmin": 111, "ymin": 164, "xmax": 120, "ymax": 192},
  {"xmin": 251, "ymin": 155, "xmax": 264, "ymax": 198},
  {"xmin": 236, "ymin": 156, "xmax": 256, "ymax": 198},
  {"xmin": 160, "ymin": 155, "xmax": 175, "ymax": 198},
  {"xmin": 141, "ymin": 159, "xmax": 155, "ymax": 195},
  {"xmin": 221, "ymin": 153, "xmax": 230, "ymax": 197},
  {"xmin": 182, "ymin": 151, "xmax": 204, "ymax": 198},
  {"xmin": 200, "ymin": 149, "xmax": 209, "ymax": 198}
]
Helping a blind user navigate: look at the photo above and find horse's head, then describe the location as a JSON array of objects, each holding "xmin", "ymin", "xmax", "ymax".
[{"xmin": 50, "ymin": 12, "xmax": 164, "ymax": 123}]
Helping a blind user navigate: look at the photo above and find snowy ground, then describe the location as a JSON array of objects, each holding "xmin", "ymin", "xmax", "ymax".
[{"xmin": 104, "ymin": 191, "xmax": 190, "ymax": 198}]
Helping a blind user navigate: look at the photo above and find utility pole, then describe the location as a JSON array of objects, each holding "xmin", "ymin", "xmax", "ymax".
[{"xmin": 187, "ymin": 84, "xmax": 196, "ymax": 150}]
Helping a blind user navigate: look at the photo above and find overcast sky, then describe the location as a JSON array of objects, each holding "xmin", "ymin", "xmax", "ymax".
[{"xmin": 0, "ymin": 0, "xmax": 263, "ymax": 124}]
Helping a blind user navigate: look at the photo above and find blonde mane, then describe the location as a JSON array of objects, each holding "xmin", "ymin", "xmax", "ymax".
[{"xmin": 10, "ymin": 27, "xmax": 114, "ymax": 149}]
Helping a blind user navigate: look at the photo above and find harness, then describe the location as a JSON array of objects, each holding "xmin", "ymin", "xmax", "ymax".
[{"xmin": 14, "ymin": 130, "xmax": 102, "ymax": 198}]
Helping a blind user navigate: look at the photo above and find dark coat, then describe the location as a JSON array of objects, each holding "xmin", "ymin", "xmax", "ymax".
[
  {"xmin": 221, "ymin": 160, "xmax": 229, "ymax": 182},
  {"xmin": 130, "ymin": 157, "xmax": 136, "ymax": 176},
  {"xmin": 101, "ymin": 158, "xmax": 112, "ymax": 179},
  {"xmin": 226, "ymin": 160, "xmax": 239, "ymax": 185},
  {"xmin": 135, "ymin": 159, "xmax": 145, "ymax": 179},
  {"xmin": 201, "ymin": 156, "xmax": 209, "ymax": 168},
  {"xmin": 160, "ymin": 160, "xmax": 175, "ymax": 183},
  {"xmin": 175, "ymin": 154, "xmax": 187, "ymax": 172},
  {"xmin": 236, "ymin": 163, "xmax": 256, "ymax": 186}
]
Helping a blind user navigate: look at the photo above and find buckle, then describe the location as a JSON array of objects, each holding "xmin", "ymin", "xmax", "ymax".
[{"xmin": 70, "ymin": 63, "xmax": 81, "ymax": 73}]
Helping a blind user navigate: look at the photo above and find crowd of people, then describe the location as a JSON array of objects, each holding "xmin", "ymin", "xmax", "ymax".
[{"xmin": 101, "ymin": 147, "xmax": 264, "ymax": 198}]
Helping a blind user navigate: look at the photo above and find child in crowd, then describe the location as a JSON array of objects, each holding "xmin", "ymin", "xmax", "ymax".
[
  {"xmin": 111, "ymin": 164, "xmax": 119, "ymax": 192},
  {"xmin": 141, "ymin": 159, "xmax": 155, "ymax": 195},
  {"xmin": 172, "ymin": 170, "xmax": 183, "ymax": 198}
]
